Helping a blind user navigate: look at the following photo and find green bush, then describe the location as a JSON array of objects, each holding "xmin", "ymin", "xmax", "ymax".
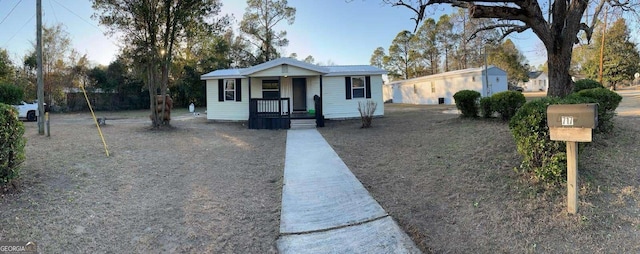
[
  {"xmin": 509, "ymin": 96, "xmax": 595, "ymax": 183},
  {"xmin": 453, "ymin": 90, "xmax": 481, "ymax": 118},
  {"xmin": 0, "ymin": 103, "xmax": 25, "ymax": 183},
  {"xmin": 568, "ymin": 87, "xmax": 622, "ymax": 133},
  {"xmin": 479, "ymin": 97, "xmax": 494, "ymax": 118},
  {"xmin": 491, "ymin": 91, "xmax": 526, "ymax": 121},
  {"xmin": 573, "ymin": 79, "xmax": 605, "ymax": 93},
  {"xmin": 0, "ymin": 83, "xmax": 24, "ymax": 104}
]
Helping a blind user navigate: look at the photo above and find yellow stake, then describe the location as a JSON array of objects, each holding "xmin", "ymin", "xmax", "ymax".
[{"xmin": 81, "ymin": 85, "xmax": 110, "ymax": 157}]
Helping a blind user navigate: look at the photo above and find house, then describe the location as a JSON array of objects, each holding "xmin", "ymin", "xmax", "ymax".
[
  {"xmin": 200, "ymin": 58, "xmax": 386, "ymax": 129},
  {"xmin": 519, "ymin": 71, "xmax": 548, "ymax": 92},
  {"xmin": 384, "ymin": 66, "xmax": 508, "ymax": 105}
]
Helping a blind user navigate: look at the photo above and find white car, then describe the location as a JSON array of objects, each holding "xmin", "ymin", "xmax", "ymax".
[{"xmin": 12, "ymin": 101, "xmax": 40, "ymax": 121}]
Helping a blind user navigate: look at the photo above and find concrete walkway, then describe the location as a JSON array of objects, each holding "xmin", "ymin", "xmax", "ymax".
[{"xmin": 277, "ymin": 129, "xmax": 421, "ymax": 253}]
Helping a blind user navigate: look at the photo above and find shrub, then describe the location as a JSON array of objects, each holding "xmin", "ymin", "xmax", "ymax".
[
  {"xmin": 0, "ymin": 83, "xmax": 24, "ymax": 105},
  {"xmin": 453, "ymin": 90, "xmax": 481, "ymax": 118},
  {"xmin": 573, "ymin": 79, "xmax": 605, "ymax": 93},
  {"xmin": 0, "ymin": 103, "xmax": 25, "ymax": 183},
  {"xmin": 358, "ymin": 100, "xmax": 377, "ymax": 128},
  {"xmin": 479, "ymin": 97, "xmax": 494, "ymax": 118},
  {"xmin": 509, "ymin": 96, "xmax": 595, "ymax": 183},
  {"xmin": 491, "ymin": 91, "xmax": 526, "ymax": 121},
  {"xmin": 569, "ymin": 87, "xmax": 622, "ymax": 133}
]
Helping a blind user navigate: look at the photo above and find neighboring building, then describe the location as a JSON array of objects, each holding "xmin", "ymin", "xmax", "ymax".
[
  {"xmin": 384, "ymin": 66, "xmax": 508, "ymax": 105},
  {"xmin": 519, "ymin": 71, "xmax": 548, "ymax": 92},
  {"xmin": 200, "ymin": 58, "xmax": 386, "ymax": 129}
]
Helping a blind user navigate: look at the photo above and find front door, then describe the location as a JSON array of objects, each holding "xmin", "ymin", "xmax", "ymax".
[{"xmin": 292, "ymin": 78, "xmax": 307, "ymax": 111}]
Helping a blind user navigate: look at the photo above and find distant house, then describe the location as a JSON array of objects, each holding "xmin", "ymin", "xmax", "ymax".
[
  {"xmin": 384, "ymin": 66, "xmax": 508, "ymax": 105},
  {"xmin": 519, "ymin": 71, "xmax": 548, "ymax": 92},
  {"xmin": 200, "ymin": 58, "xmax": 386, "ymax": 129}
]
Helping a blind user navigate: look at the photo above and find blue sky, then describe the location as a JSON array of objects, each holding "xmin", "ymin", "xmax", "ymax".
[{"xmin": 0, "ymin": 0, "xmax": 549, "ymax": 69}]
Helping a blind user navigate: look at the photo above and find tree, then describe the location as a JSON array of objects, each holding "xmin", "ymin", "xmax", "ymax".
[
  {"xmin": 303, "ymin": 55, "xmax": 315, "ymax": 64},
  {"xmin": 387, "ymin": 30, "xmax": 418, "ymax": 79},
  {"xmin": 435, "ymin": 14, "xmax": 457, "ymax": 72},
  {"xmin": 384, "ymin": 0, "xmax": 639, "ymax": 97},
  {"xmin": 370, "ymin": 47, "xmax": 387, "ymax": 69},
  {"xmin": 93, "ymin": 0, "xmax": 228, "ymax": 127},
  {"xmin": 413, "ymin": 18, "xmax": 439, "ymax": 75},
  {"xmin": 488, "ymin": 39, "xmax": 529, "ymax": 85},
  {"xmin": 0, "ymin": 49, "xmax": 15, "ymax": 83},
  {"xmin": 582, "ymin": 18, "xmax": 640, "ymax": 89},
  {"xmin": 240, "ymin": 0, "xmax": 296, "ymax": 64}
]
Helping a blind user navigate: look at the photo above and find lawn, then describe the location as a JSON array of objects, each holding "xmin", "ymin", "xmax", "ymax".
[
  {"xmin": 1, "ymin": 104, "xmax": 639, "ymax": 253},
  {"xmin": 319, "ymin": 103, "xmax": 640, "ymax": 253},
  {"xmin": 0, "ymin": 112, "xmax": 285, "ymax": 253}
]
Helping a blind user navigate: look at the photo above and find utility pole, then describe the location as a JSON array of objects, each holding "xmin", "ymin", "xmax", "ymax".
[
  {"xmin": 598, "ymin": 6, "xmax": 608, "ymax": 85},
  {"xmin": 36, "ymin": 0, "xmax": 45, "ymax": 134}
]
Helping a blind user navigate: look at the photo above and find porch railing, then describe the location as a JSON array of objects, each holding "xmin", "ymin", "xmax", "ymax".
[{"xmin": 249, "ymin": 98, "xmax": 290, "ymax": 117}]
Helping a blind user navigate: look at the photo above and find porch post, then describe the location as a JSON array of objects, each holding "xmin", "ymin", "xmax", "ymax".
[
  {"xmin": 278, "ymin": 76, "xmax": 282, "ymax": 118},
  {"xmin": 248, "ymin": 76, "xmax": 251, "ymax": 100},
  {"xmin": 319, "ymin": 75, "xmax": 323, "ymax": 111}
]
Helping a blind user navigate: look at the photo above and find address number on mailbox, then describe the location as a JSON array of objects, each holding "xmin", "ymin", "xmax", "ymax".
[{"xmin": 561, "ymin": 116, "xmax": 574, "ymax": 126}]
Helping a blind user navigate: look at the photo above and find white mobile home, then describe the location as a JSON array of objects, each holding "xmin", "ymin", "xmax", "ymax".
[
  {"xmin": 384, "ymin": 66, "xmax": 508, "ymax": 105},
  {"xmin": 519, "ymin": 71, "xmax": 548, "ymax": 92},
  {"xmin": 201, "ymin": 58, "xmax": 386, "ymax": 129}
]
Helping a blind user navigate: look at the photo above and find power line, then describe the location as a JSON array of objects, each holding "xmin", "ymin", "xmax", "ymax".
[
  {"xmin": 0, "ymin": 0, "xmax": 23, "ymax": 25},
  {"xmin": 47, "ymin": 0, "xmax": 58, "ymax": 23},
  {"xmin": 2, "ymin": 14, "xmax": 35, "ymax": 48},
  {"xmin": 51, "ymin": 0, "xmax": 105, "ymax": 34}
]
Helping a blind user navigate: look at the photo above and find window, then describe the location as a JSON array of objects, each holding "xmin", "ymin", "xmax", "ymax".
[
  {"xmin": 224, "ymin": 79, "xmax": 235, "ymax": 101},
  {"xmin": 262, "ymin": 80, "xmax": 280, "ymax": 99},
  {"xmin": 431, "ymin": 82, "xmax": 435, "ymax": 93},
  {"xmin": 472, "ymin": 76, "xmax": 476, "ymax": 82},
  {"xmin": 351, "ymin": 76, "xmax": 366, "ymax": 98},
  {"xmin": 345, "ymin": 76, "xmax": 371, "ymax": 100}
]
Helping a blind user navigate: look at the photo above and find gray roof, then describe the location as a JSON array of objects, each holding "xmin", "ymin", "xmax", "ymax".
[
  {"xmin": 201, "ymin": 58, "xmax": 386, "ymax": 80},
  {"xmin": 528, "ymin": 71, "xmax": 544, "ymax": 79}
]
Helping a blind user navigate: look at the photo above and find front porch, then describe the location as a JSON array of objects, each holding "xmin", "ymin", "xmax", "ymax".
[{"xmin": 247, "ymin": 74, "xmax": 324, "ymax": 130}]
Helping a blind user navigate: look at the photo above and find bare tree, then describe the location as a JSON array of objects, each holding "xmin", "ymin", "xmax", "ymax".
[{"xmin": 383, "ymin": 0, "xmax": 640, "ymax": 97}]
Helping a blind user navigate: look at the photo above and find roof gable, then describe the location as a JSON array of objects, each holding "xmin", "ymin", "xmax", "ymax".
[{"xmin": 241, "ymin": 57, "xmax": 328, "ymax": 75}]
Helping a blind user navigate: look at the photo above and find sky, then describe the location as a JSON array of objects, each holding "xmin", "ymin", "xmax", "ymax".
[{"xmin": 1, "ymin": 0, "xmax": 551, "ymax": 70}]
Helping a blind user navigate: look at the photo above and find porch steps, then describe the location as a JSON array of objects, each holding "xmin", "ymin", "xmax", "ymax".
[{"xmin": 290, "ymin": 119, "xmax": 316, "ymax": 129}]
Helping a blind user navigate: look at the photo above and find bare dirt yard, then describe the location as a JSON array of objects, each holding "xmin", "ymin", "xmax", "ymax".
[
  {"xmin": 1, "ymin": 110, "xmax": 285, "ymax": 253},
  {"xmin": 2, "ymin": 99, "xmax": 639, "ymax": 253},
  {"xmin": 319, "ymin": 103, "xmax": 640, "ymax": 253}
]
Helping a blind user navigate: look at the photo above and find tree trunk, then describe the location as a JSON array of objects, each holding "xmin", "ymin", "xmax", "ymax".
[{"xmin": 546, "ymin": 42, "xmax": 575, "ymax": 97}]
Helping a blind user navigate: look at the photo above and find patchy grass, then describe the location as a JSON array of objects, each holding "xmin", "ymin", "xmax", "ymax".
[
  {"xmin": 319, "ymin": 104, "xmax": 640, "ymax": 253},
  {"xmin": 0, "ymin": 113, "xmax": 285, "ymax": 253}
]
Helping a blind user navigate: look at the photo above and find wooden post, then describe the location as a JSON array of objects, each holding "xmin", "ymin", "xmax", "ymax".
[{"xmin": 566, "ymin": 141, "xmax": 578, "ymax": 214}]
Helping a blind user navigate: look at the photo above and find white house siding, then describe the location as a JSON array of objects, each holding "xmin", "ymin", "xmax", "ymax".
[
  {"xmin": 389, "ymin": 66, "xmax": 507, "ymax": 105},
  {"xmin": 322, "ymin": 76, "xmax": 384, "ymax": 119},
  {"xmin": 206, "ymin": 79, "xmax": 249, "ymax": 121}
]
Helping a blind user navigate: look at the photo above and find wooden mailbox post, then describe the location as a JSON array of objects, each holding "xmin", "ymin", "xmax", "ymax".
[{"xmin": 547, "ymin": 104, "xmax": 598, "ymax": 214}]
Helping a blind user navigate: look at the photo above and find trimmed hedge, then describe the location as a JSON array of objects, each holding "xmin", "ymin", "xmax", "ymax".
[
  {"xmin": 491, "ymin": 91, "xmax": 526, "ymax": 121},
  {"xmin": 0, "ymin": 103, "xmax": 25, "ymax": 183},
  {"xmin": 479, "ymin": 97, "xmax": 494, "ymax": 118},
  {"xmin": 0, "ymin": 83, "xmax": 24, "ymax": 105},
  {"xmin": 568, "ymin": 87, "xmax": 622, "ymax": 133},
  {"xmin": 509, "ymin": 96, "xmax": 596, "ymax": 183},
  {"xmin": 453, "ymin": 90, "xmax": 481, "ymax": 118},
  {"xmin": 573, "ymin": 79, "xmax": 605, "ymax": 93}
]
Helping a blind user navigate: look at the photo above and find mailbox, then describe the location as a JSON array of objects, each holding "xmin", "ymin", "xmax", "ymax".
[
  {"xmin": 547, "ymin": 104, "xmax": 598, "ymax": 129},
  {"xmin": 547, "ymin": 103, "xmax": 598, "ymax": 142}
]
